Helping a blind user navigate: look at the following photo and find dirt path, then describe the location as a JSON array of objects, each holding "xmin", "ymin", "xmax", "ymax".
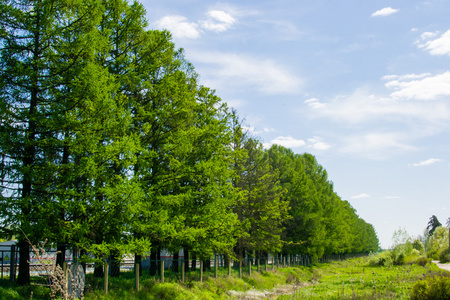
[
  {"xmin": 433, "ymin": 260, "xmax": 450, "ymax": 272},
  {"xmin": 227, "ymin": 282, "xmax": 312, "ymax": 299}
]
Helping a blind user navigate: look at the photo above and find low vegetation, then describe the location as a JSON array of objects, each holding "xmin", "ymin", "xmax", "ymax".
[
  {"xmin": 2, "ymin": 255, "xmax": 450, "ymax": 299},
  {"xmin": 280, "ymin": 256, "xmax": 449, "ymax": 300}
]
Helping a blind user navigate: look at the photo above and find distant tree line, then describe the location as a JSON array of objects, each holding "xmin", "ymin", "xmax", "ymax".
[{"xmin": 0, "ymin": 0, "xmax": 380, "ymax": 285}]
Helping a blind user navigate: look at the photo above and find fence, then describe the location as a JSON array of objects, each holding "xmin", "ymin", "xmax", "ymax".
[
  {"xmin": 0, "ymin": 244, "xmax": 367, "ymax": 295},
  {"xmin": 0, "ymin": 245, "xmax": 18, "ymax": 281}
]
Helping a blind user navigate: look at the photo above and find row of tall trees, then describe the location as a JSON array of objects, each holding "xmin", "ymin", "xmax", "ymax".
[{"xmin": 0, "ymin": 0, "xmax": 379, "ymax": 285}]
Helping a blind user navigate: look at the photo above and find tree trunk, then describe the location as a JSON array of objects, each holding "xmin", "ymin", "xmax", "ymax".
[
  {"xmin": 203, "ymin": 257, "xmax": 211, "ymax": 271},
  {"xmin": 157, "ymin": 249, "xmax": 161, "ymax": 275},
  {"xmin": 149, "ymin": 250, "xmax": 157, "ymax": 276},
  {"xmin": 135, "ymin": 254, "xmax": 142, "ymax": 276},
  {"xmin": 191, "ymin": 253, "xmax": 196, "ymax": 271},
  {"xmin": 94, "ymin": 261, "xmax": 104, "ymax": 278},
  {"xmin": 110, "ymin": 251, "xmax": 121, "ymax": 277},
  {"xmin": 172, "ymin": 252, "xmax": 179, "ymax": 273},
  {"xmin": 56, "ymin": 244, "xmax": 66, "ymax": 269},
  {"xmin": 17, "ymin": 240, "xmax": 30, "ymax": 285},
  {"xmin": 184, "ymin": 248, "xmax": 190, "ymax": 272}
]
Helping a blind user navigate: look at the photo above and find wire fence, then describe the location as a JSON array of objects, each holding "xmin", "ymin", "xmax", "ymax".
[{"xmin": 0, "ymin": 244, "xmax": 368, "ymax": 295}]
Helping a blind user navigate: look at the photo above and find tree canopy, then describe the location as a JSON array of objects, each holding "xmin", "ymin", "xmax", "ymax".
[{"xmin": 0, "ymin": 0, "xmax": 379, "ymax": 285}]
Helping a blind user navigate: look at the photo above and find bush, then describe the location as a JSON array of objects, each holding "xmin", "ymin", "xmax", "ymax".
[
  {"xmin": 438, "ymin": 247, "xmax": 449, "ymax": 263},
  {"xmin": 368, "ymin": 251, "xmax": 393, "ymax": 267},
  {"xmin": 411, "ymin": 276, "xmax": 450, "ymax": 300},
  {"xmin": 414, "ymin": 256, "xmax": 431, "ymax": 267},
  {"xmin": 412, "ymin": 239, "xmax": 424, "ymax": 253},
  {"xmin": 411, "ymin": 249, "xmax": 420, "ymax": 256}
]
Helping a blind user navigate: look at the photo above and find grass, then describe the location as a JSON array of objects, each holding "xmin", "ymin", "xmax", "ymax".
[
  {"xmin": 1, "ymin": 257, "xmax": 449, "ymax": 299},
  {"xmin": 82, "ymin": 265, "xmax": 312, "ymax": 299},
  {"xmin": 279, "ymin": 257, "xmax": 449, "ymax": 299}
]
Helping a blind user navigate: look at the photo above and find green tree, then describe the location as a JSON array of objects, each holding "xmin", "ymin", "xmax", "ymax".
[
  {"xmin": 267, "ymin": 145, "xmax": 325, "ymax": 261},
  {"xmin": 0, "ymin": 0, "xmax": 108, "ymax": 284},
  {"xmin": 230, "ymin": 119, "xmax": 288, "ymax": 261},
  {"xmin": 427, "ymin": 215, "xmax": 442, "ymax": 236}
]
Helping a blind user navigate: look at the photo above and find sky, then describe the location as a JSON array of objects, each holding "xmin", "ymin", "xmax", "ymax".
[{"xmin": 140, "ymin": 0, "xmax": 450, "ymax": 249}]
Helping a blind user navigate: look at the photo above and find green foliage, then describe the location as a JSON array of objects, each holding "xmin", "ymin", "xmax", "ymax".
[
  {"xmin": 411, "ymin": 275, "xmax": 450, "ymax": 300},
  {"xmin": 412, "ymin": 239, "xmax": 425, "ymax": 253},
  {"xmin": 438, "ymin": 246, "xmax": 449, "ymax": 263},
  {"xmin": 267, "ymin": 145, "xmax": 379, "ymax": 258},
  {"xmin": 230, "ymin": 119, "xmax": 289, "ymax": 257},
  {"xmin": 367, "ymin": 246, "xmax": 432, "ymax": 268},
  {"xmin": 427, "ymin": 215, "xmax": 442, "ymax": 237},
  {"xmin": 0, "ymin": 281, "xmax": 51, "ymax": 300},
  {"xmin": 80, "ymin": 266, "xmax": 312, "ymax": 300},
  {"xmin": 0, "ymin": 0, "xmax": 380, "ymax": 286},
  {"xmin": 392, "ymin": 227, "xmax": 413, "ymax": 248},
  {"xmin": 284, "ymin": 257, "xmax": 445, "ymax": 299},
  {"xmin": 425, "ymin": 226, "xmax": 449, "ymax": 260},
  {"xmin": 368, "ymin": 251, "xmax": 394, "ymax": 267}
]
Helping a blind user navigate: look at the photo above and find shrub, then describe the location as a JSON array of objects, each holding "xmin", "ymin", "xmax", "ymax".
[
  {"xmin": 411, "ymin": 276, "xmax": 450, "ymax": 300},
  {"xmin": 438, "ymin": 246, "xmax": 449, "ymax": 263},
  {"xmin": 368, "ymin": 251, "xmax": 393, "ymax": 267},
  {"xmin": 414, "ymin": 256, "xmax": 431, "ymax": 267},
  {"xmin": 412, "ymin": 239, "xmax": 424, "ymax": 253},
  {"xmin": 393, "ymin": 251, "xmax": 405, "ymax": 265},
  {"xmin": 411, "ymin": 249, "xmax": 420, "ymax": 256}
]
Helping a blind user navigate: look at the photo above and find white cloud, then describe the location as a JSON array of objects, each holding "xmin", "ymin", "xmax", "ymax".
[
  {"xmin": 418, "ymin": 30, "xmax": 450, "ymax": 56},
  {"xmin": 382, "ymin": 73, "xmax": 431, "ymax": 81},
  {"xmin": 420, "ymin": 31, "xmax": 438, "ymax": 41},
  {"xmin": 307, "ymin": 137, "xmax": 332, "ymax": 150},
  {"xmin": 304, "ymin": 98, "xmax": 326, "ymax": 108},
  {"xmin": 155, "ymin": 10, "xmax": 237, "ymax": 39},
  {"xmin": 189, "ymin": 51, "xmax": 303, "ymax": 95},
  {"xmin": 242, "ymin": 126, "xmax": 275, "ymax": 135},
  {"xmin": 306, "ymin": 88, "xmax": 450, "ymax": 126},
  {"xmin": 155, "ymin": 15, "xmax": 201, "ymax": 39},
  {"xmin": 352, "ymin": 193, "xmax": 370, "ymax": 199},
  {"xmin": 264, "ymin": 136, "xmax": 305, "ymax": 149},
  {"xmin": 263, "ymin": 128, "xmax": 275, "ymax": 133},
  {"xmin": 263, "ymin": 135, "xmax": 331, "ymax": 151},
  {"xmin": 411, "ymin": 158, "xmax": 442, "ymax": 167},
  {"xmin": 340, "ymin": 132, "xmax": 416, "ymax": 160},
  {"xmin": 385, "ymin": 71, "xmax": 450, "ymax": 100},
  {"xmin": 371, "ymin": 7, "xmax": 399, "ymax": 17},
  {"xmin": 201, "ymin": 10, "xmax": 236, "ymax": 33},
  {"xmin": 304, "ymin": 73, "xmax": 450, "ymax": 159}
]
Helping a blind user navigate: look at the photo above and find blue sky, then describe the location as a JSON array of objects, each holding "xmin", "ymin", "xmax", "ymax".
[{"xmin": 140, "ymin": 0, "xmax": 450, "ymax": 249}]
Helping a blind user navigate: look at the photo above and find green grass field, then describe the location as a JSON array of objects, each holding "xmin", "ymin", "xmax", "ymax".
[
  {"xmin": 1, "ymin": 257, "xmax": 449, "ymax": 299},
  {"xmin": 279, "ymin": 258, "xmax": 449, "ymax": 300}
]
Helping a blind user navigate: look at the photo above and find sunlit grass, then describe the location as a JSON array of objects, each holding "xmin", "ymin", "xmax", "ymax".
[
  {"xmin": 2, "ymin": 257, "xmax": 449, "ymax": 299},
  {"xmin": 280, "ymin": 258, "xmax": 447, "ymax": 299}
]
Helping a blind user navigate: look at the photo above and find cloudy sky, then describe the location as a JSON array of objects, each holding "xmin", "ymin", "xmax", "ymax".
[{"xmin": 141, "ymin": 0, "xmax": 450, "ymax": 248}]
